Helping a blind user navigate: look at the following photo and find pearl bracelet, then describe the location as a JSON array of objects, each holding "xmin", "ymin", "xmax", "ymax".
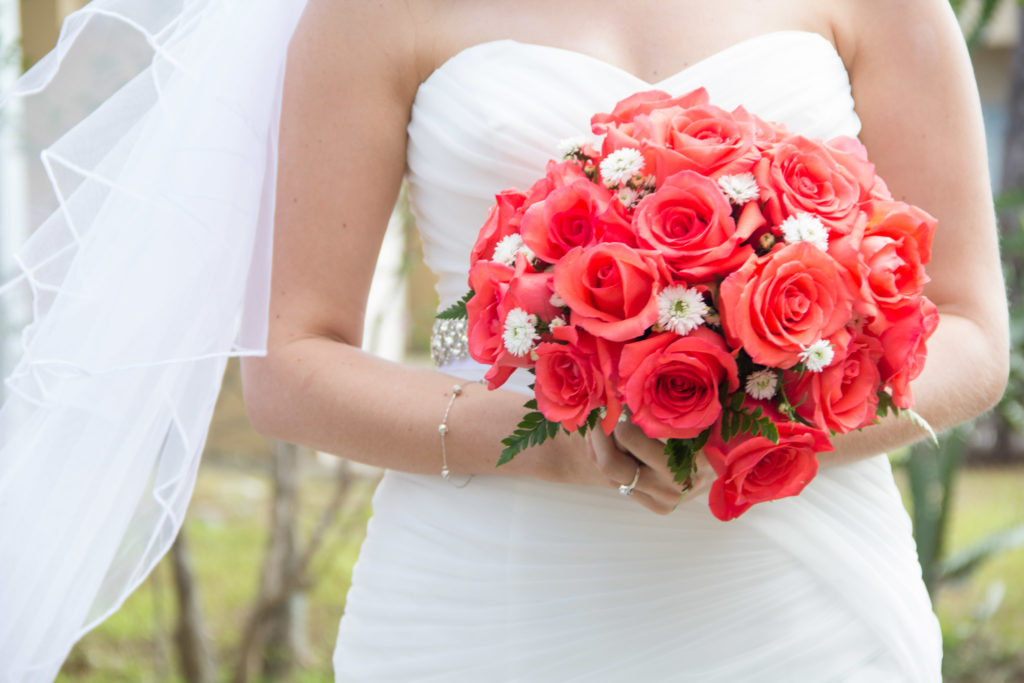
[{"xmin": 439, "ymin": 383, "xmax": 475, "ymax": 487}]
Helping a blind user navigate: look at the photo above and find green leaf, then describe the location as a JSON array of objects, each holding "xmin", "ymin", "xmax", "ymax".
[
  {"xmin": 664, "ymin": 438, "xmax": 699, "ymax": 486},
  {"xmin": 762, "ymin": 420, "xmax": 779, "ymax": 444},
  {"xmin": 693, "ymin": 428, "xmax": 711, "ymax": 452},
  {"xmin": 875, "ymin": 390, "xmax": 901, "ymax": 422},
  {"xmin": 939, "ymin": 523, "xmax": 1024, "ymax": 583},
  {"xmin": 498, "ymin": 409, "xmax": 559, "ymax": 466},
  {"xmin": 903, "ymin": 408, "xmax": 939, "ymax": 448},
  {"xmin": 729, "ymin": 391, "xmax": 745, "ymax": 411},
  {"xmin": 524, "ymin": 398, "xmax": 538, "ymax": 410},
  {"xmin": 436, "ymin": 290, "xmax": 474, "ymax": 320}
]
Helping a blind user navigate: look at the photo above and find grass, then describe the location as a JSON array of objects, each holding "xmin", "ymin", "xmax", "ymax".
[
  {"xmin": 922, "ymin": 467, "xmax": 1024, "ymax": 681},
  {"xmin": 58, "ymin": 460, "xmax": 1024, "ymax": 681}
]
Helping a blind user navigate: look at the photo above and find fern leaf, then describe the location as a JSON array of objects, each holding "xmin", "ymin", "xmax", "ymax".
[{"xmin": 436, "ymin": 290, "xmax": 474, "ymax": 320}]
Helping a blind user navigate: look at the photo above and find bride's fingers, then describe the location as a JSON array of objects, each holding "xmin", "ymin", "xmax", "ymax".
[
  {"xmin": 587, "ymin": 429, "xmax": 640, "ymax": 487},
  {"xmin": 612, "ymin": 422, "xmax": 672, "ymax": 477},
  {"xmin": 613, "ymin": 423, "xmax": 696, "ymax": 496},
  {"xmin": 621, "ymin": 467, "xmax": 680, "ymax": 515},
  {"xmin": 588, "ymin": 431, "xmax": 686, "ymax": 511}
]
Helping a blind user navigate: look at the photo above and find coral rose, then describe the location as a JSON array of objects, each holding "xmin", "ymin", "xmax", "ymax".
[
  {"xmin": 644, "ymin": 104, "xmax": 761, "ymax": 181},
  {"xmin": 756, "ymin": 134, "xmax": 875, "ymax": 235},
  {"xmin": 520, "ymin": 179, "xmax": 630, "ymax": 263},
  {"xmin": 470, "ymin": 190, "xmax": 527, "ymax": 265},
  {"xmin": 858, "ymin": 201, "xmax": 936, "ymax": 309},
  {"xmin": 534, "ymin": 326, "xmax": 622, "ymax": 432},
  {"xmin": 553, "ymin": 243, "xmax": 668, "ymax": 342},
  {"xmin": 719, "ymin": 242, "xmax": 855, "ymax": 368},
  {"xmin": 633, "ymin": 170, "xmax": 761, "ymax": 281},
  {"xmin": 704, "ymin": 417, "xmax": 832, "ymax": 521},
  {"xmin": 618, "ymin": 328, "xmax": 739, "ymax": 440},
  {"xmin": 466, "ymin": 260, "xmax": 517, "ymax": 388},
  {"xmin": 784, "ymin": 332, "xmax": 883, "ymax": 434},
  {"xmin": 868, "ymin": 296, "xmax": 939, "ymax": 409},
  {"xmin": 590, "ymin": 88, "xmax": 710, "ymax": 135}
]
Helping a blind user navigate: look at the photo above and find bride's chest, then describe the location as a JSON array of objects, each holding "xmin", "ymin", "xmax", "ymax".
[{"xmin": 406, "ymin": 32, "xmax": 860, "ymax": 193}]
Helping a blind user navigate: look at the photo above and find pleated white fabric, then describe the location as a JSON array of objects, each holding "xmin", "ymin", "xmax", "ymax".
[{"xmin": 333, "ymin": 32, "xmax": 943, "ymax": 682}]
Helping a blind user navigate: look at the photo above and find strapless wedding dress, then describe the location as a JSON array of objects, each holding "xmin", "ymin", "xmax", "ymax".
[{"xmin": 332, "ymin": 31, "xmax": 943, "ymax": 682}]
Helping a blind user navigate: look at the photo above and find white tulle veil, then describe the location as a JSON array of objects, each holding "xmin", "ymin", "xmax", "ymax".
[{"xmin": 0, "ymin": 1, "xmax": 308, "ymax": 679}]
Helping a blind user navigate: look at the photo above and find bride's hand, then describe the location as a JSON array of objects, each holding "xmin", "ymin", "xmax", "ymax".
[{"xmin": 583, "ymin": 422, "xmax": 712, "ymax": 515}]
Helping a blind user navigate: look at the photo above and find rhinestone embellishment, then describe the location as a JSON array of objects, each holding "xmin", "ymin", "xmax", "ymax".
[{"xmin": 430, "ymin": 318, "xmax": 469, "ymax": 368}]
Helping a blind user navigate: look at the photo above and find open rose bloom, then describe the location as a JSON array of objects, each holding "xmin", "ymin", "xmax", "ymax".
[{"xmin": 444, "ymin": 87, "xmax": 937, "ymax": 521}]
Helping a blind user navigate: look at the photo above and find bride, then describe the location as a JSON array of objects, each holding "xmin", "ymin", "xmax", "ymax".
[
  {"xmin": 244, "ymin": 0, "xmax": 1007, "ymax": 680},
  {"xmin": 0, "ymin": 0, "xmax": 1009, "ymax": 680}
]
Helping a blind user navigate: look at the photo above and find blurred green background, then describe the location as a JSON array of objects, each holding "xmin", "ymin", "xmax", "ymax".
[{"xmin": 1, "ymin": 0, "xmax": 1022, "ymax": 680}]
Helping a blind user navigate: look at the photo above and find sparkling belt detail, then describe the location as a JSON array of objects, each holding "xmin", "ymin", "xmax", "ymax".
[{"xmin": 430, "ymin": 318, "xmax": 469, "ymax": 367}]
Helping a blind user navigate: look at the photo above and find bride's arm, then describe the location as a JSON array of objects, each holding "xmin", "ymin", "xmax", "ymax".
[
  {"xmin": 820, "ymin": 0, "xmax": 1010, "ymax": 464},
  {"xmin": 239, "ymin": 1, "xmax": 606, "ymax": 487}
]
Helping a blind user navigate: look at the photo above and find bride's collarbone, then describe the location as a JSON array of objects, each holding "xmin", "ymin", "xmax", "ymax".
[{"xmin": 418, "ymin": 3, "xmax": 835, "ymax": 87}]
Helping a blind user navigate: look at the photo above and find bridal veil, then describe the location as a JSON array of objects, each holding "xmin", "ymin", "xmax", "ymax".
[{"xmin": 0, "ymin": 1, "xmax": 308, "ymax": 679}]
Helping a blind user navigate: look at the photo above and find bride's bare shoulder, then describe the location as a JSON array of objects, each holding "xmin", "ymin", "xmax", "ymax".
[
  {"xmin": 829, "ymin": 0, "xmax": 963, "ymax": 73},
  {"xmin": 288, "ymin": 0, "xmax": 429, "ymax": 102}
]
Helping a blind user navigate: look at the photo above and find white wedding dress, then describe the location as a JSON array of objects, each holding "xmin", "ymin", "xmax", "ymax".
[{"xmin": 331, "ymin": 32, "xmax": 943, "ymax": 682}]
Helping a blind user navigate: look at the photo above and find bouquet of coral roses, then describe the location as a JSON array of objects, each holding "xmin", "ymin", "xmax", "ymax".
[{"xmin": 438, "ymin": 87, "xmax": 938, "ymax": 521}]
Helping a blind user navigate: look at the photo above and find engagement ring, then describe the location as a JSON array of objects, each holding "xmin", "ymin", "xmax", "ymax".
[{"xmin": 618, "ymin": 465, "xmax": 641, "ymax": 496}]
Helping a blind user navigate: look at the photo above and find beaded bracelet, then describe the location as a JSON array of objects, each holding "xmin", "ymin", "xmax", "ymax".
[{"xmin": 439, "ymin": 383, "xmax": 475, "ymax": 487}]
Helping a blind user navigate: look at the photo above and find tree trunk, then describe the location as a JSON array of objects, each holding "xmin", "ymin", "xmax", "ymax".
[
  {"xmin": 261, "ymin": 440, "xmax": 301, "ymax": 680},
  {"xmin": 170, "ymin": 531, "xmax": 217, "ymax": 683},
  {"xmin": 235, "ymin": 440, "xmax": 301, "ymax": 682}
]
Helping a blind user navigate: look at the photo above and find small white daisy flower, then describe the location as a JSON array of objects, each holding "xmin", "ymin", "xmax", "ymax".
[
  {"xmin": 780, "ymin": 213, "xmax": 829, "ymax": 252},
  {"xmin": 549, "ymin": 316, "xmax": 568, "ymax": 328},
  {"xmin": 557, "ymin": 136, "xmax": 590, "ymax": 158},
  {"xmin": 503, "ymin": 308, "xmax": 540, "ymax": 357},
  {"xmin": 600, "ymin": 148, "xmax": 645, "ymax": 187},
  {"xmin": 799, "ymin": 339, "xmax": 835, "ymax": 372},
  {"xmin": 657, "ymin": 285, "xmax": 709, "ymax": 336},
  {"xmin": 549, "ymin": 291, "xmax": 567, "ymax": 308},
  {"xmin": 718, "ymin": 173, "xmax": 760, "ymax": 205},
  {"xmin": 745, "ymin": 369, "xmax": 779, "ymax": 400},
  {"xmin": 704, "ymin": 310, "xmax": 721, "ymax": 327},
  {"xmin": 617, "ymin": 186, "xmax": 640, "ymax": 208},
  {"xmin": 492, "ymin": 233, "xmax": 535, "ymax": 266}
]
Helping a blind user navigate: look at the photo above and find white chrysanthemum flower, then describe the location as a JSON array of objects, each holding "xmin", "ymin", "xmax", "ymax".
[
  {"xmin": 557, "ymin": 136, "xmax": 592, "ymax": 158},
  {"xmin": 657, "ymin": 285, "xmax": 709, "ymax": 336},
  {"xmin": 617, "ymin": 186, "xmax": 640, "ymax": 208},
  {"xmin": 799, "ymin": 339, "xmax": 835, "ymax": 372},
  {"xmin": 704, "ymin": 310, "xmax": 721, "ymax": 327},
  {"xmin": 780, "ymin": 213, "xmax": 829, "ymax": 252},
  {"xmin": 503, "ymin": 308, "xmax": 539, "ymax": 357},
  {"xmin": 718, "ymin": 173, "xmax": 760, "ymax": 205},
  {"xmin": 549, "ymin": 291, "xmax": 567, "ymax": 308},
  {"xmin": 745, "ymin": 369, "xmax": 778, "ymax": 400},
  {"xmin": 549, "ymin": 316, "xmax": 568, "ymax": 328},
  {"xmin": 600, "ymin": 148, "xmax": 645, "ymax": 187},
  {"xmin": 492, "ymin": 233, "xmax": 535, "ymax": 266}
]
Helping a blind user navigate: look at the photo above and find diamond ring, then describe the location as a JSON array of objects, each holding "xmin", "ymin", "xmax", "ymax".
[{"xmin": 618, "ymin": 465, "xmax": 641, "ymax": 496}]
